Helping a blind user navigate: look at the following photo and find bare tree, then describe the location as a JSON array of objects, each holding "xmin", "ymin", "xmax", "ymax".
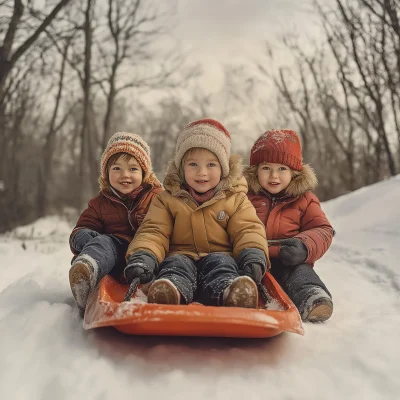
[
  {"xmin": 0, "ymin": 0, "xmax": 72, "ymax": 94},
  {"xmin": 37, "ymin": 36, "xmax": 72, "ymax": 216},
  {"xmin": 317, "ymin": 0, "xmax": 398, "ymax": 177}
]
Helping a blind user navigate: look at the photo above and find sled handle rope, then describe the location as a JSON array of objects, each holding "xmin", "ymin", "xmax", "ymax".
[
  {"xmin": 267, "ymin": 239, "xmax": 287, "ymax": 246},
  {"xmin": 257, "ymin": 282, "xmax": 271, "ymax": 305},
  {"xmin": 124, "ymin": 277, "xmax": 140, "ymax": 302}
]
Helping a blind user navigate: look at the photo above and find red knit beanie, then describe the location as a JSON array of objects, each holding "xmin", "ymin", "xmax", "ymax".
[{"xmin": 249, "ymin": 129, "xmax": 303, "ymax": 171}]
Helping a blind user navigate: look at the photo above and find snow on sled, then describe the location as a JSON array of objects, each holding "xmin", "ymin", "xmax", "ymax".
[{"xmin": 83, "ymin": 272, "xmax": 304, "ymax": 338}]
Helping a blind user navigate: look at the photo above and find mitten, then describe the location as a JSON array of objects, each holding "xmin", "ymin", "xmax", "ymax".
[
  {"xmin": 71, "ymin": 228, "xmax": 100, "ymax": 253},
  {"xmin": 279, "ymin": 238, "xmax": 308, "ymax": 267},
  {"xmin": 124, "ymin": 251, "xmax": 159, "ymax": 284},
  {"xmin": 236, "ymin": 248, "xmax": 267, "ymax": 283}
]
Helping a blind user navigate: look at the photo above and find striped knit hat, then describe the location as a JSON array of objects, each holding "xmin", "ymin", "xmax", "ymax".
[
  {"xmin": 175, "ymin": 119, "xmax": 231, "ymax": 177},
  {"xmin": 250, "ymin": 129, "xmax": 303, "ymax": 171},
  {"xmin": 100, "ymin": 132, "xmax": 152, "ymax": 184}
]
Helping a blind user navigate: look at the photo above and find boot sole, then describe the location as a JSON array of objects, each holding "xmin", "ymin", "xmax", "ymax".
[
  {"xmin": 224, "ymin": 276, "xmax": 258, "ymax": 308},
  {"xmin": 305, "ymin": 298, "xmax": 333, "ymax": 323},
  {"xmin": 69, "ymin": 262, "xmax": 92, "ymax": 312},
  {"xmin": 147, "ymin": 279, "xmax": 180, "ymax": 305}
]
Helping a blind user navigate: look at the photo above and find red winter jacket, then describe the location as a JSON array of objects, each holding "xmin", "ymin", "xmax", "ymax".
[
  {"xmin": 244, "ymin": 164, "xmax": 333, "ymax": 266},
  {"xmin": 69, "ymin": 184, "xmax": 163, "ymax": 255}
]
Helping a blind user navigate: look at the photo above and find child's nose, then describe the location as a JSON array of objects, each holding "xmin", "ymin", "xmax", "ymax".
[{"xmin": 270, "ymin": 169, "xmax": 278, "ymax": 177}]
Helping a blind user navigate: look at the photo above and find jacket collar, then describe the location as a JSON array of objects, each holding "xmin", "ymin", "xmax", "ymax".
[
  {"xmin": 102, "ymin": 183, "xmax": 152, "ymax": 205},
  {"xmin": 163, "ymin": 154, "xmax": 248, "ymax": 203},
  {"xmin": 245, "ymin": 163, "xmax": 318, "ymax": 197}
]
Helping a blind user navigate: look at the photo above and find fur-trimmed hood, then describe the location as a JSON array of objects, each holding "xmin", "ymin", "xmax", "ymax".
[
  {"xmin": 243, "ymin": 163, "xmax": 318, "ymax": 197},
  {"xmin": 163, "ymin": 154, "xmax": 248, "ymax": 197}
]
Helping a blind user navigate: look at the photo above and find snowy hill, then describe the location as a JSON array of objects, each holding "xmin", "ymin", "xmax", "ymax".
[{"xmin": 1, "ymin": 176, "xmax": 400, "ymax": 400}]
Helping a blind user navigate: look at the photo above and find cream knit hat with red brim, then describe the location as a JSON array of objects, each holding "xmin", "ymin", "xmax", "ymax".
[{"xmin": 174, "ymin": 119, "xmax": 231, "ymax": 177}]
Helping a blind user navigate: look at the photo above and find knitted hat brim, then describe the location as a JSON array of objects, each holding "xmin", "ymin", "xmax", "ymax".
[
  {"xmin": 100, "ymin": 144, "xmax": 151, "ymax": 183},
  {"xmin": 174, "ymin": 139, "xmax": 230, "ymax": 178},
  {"xmin": 174, "ymin": 124, "xmax": 231, "ymax": 177}
]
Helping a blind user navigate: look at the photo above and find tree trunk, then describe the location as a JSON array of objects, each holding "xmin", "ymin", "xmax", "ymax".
[{"xmin": 78, "ymin": 0, "xmax": 94, "ymax": 209}]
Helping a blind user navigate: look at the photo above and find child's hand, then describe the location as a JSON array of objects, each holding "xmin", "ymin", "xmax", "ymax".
[
  {"xmin": 240, "ymin": 263, "xmax": 264, "ymax": 283},
  {"xmin": 124, "ymin": 251, "xmax": 158, "ymax": 284},
  {"xmin": 237, "ymin": 248, "xmax": 267, "ymax": 283},
  {"xmin": 279, "ymin": 238, "xmax": 308, "ymax": 266},
  {"xmin": 71, "ymin": 228, "xmax": 99, "ymax": 253},
  {"xmin": 125, "ymin": 264, "xmax": 153, "ymax": 284}
]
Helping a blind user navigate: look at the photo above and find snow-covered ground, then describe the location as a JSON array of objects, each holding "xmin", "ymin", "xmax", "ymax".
[{"xmin": 1, "ymin": 176, "xmax": 400, "ymax": 400}]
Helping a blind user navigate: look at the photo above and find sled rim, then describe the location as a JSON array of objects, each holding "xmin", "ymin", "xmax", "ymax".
[{"xmin": 83, "ymin": 273, "xmax": 304, "ymax": 338}]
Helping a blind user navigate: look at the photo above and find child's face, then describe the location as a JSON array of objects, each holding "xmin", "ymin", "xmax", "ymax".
[
  {"xmin": 257, "ymin": 162, "xmax": 292, "ymax": 194},
  {"xmin": 183, "ymin": 149, "xmax": 222, "ymax": 193},
  {"xmin": 108, "ymin": 155, "xmax": 143, "ymax": 194}
]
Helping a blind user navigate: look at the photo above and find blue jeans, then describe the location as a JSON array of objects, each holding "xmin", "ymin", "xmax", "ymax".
[
  {"xmin": 156, "ymin": 253, "xmax": 240, "ymax": 305},
  {"xmin": 72, "ymin": 235, "xmax": 128, "ymax": 284}
]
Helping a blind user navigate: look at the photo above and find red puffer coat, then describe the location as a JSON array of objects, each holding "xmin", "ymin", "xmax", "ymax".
[
  {"xmin": 245, "ymin": 164, "xmax": 334, "ymax": 266},
  {"xmin": 70, "ymin": 183, "xmax": 163, "ymax": 255}
]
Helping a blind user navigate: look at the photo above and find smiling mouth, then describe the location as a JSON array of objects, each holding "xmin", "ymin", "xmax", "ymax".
[
  {"xmin": 195, "ymin": 180, "xmax": 209, "ymax": 183},
  {"xmin": 269, "ymin": 182, "xmax": 280, "ymax": 186},
  {"xmin": 120, "ymin": 182, "xmax": 132, "ymax": 185}
]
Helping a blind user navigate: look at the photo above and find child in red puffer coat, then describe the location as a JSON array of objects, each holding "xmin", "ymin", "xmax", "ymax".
[
  {"xmin": 69, "ymin": 132, "xmax": 162, "ymax": 315},
  {"xmin": 244, "ymin": 129, "xmax": 334, "ymax": 322}
]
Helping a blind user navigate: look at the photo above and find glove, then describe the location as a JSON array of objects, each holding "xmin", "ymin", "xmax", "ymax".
[
  {"xmin": 236, "ymin": 248, "xmax": 267, "ymax": 283},
  {"xmin": 279, "ymin": 238, "xmax": 308, "ymax": 267},
  {"xmin": 71, "ymin": 228, "xmax": 100, "ymax": 253},
  {"xmin": 124, "ymin": 251, "xmax": 158, "ymax": 284}
]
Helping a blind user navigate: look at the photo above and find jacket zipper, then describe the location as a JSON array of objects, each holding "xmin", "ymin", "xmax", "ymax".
[{"xmin": 103, "ymin": 186, "xmax": 151, "ymax": 231}]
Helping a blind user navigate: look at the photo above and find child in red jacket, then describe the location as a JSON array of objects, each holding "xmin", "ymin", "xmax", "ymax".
[
  {"xmin": 69, "ymin": 132, "xmax": 162, "ymax": 315},
  {"xmin": 244, "ymin": 129, "xmax": 334, "ymax": 322}
]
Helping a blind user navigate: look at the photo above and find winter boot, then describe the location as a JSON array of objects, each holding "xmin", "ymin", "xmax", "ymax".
[
  {"xmin": 300, "ymin": 287, "xmax": 333, "ymax": 323},
  {"xmin": 69, "ymin": 256, "xmax": 97, "ymax": 315},
  {"xmin": 223, "ymin": 276, "xmax": 258, "ymax": 308},
  {"xmin": 147, "ymin": 279, "xmax": 181, "ymax": 305}
]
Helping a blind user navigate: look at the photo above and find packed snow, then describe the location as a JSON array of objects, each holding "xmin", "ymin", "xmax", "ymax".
[{"xmin": 1, "ymin": 176, "xmax": 400, "ymax": 400}]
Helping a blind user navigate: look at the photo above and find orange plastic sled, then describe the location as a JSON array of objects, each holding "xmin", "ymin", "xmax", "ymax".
[{"xmin": 83, "ymin": 272, "xmax": 304, "ymax": 338}]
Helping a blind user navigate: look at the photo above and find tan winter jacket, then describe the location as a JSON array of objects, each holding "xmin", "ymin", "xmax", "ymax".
[{"xmin": 126, "ymin": 155, "xmax": 270, "ymax": 266}]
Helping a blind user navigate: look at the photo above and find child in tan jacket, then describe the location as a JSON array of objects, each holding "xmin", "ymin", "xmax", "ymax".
[{"xmin": 124, "ymin": 119, "xmax": 270, "ymax": 307}]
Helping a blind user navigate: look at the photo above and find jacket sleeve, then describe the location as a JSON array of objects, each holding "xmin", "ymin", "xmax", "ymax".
[
  {"xmin": 295, "ymin": 194, "xmax": 334, "ymax": 265},
  {"xmin": 126, "ymin": 194, "xmax": 173, "ymax": 263},
  {"xmin": 135, "ymin": 187, "xmax": 164, "ymax": 229},
  {"xmin": 227, "ymin": 194, "xmax": 270, "ymax": 269},
  {"xmin": 69, "ymin": 198, "xmax": 105, "ymax": 255}
]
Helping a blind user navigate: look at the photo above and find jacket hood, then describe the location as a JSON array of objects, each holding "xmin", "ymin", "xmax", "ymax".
[
  {"xmin": 244, "ymin": 163, "xmax": 318, "ymax": 197},
  {"xmin": 163, "ymin": 154, "xmax": 248, "ymax": 197}
]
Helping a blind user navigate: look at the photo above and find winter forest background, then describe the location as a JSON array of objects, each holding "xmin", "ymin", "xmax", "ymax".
[{"xmin": 1, "ymin": 0, "xmax": 399, "ymax": 233}]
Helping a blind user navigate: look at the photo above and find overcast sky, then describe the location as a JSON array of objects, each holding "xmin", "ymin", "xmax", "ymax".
[{"xmin": 172, "ymin": 0, "xmax": 326, "ymax": 91}]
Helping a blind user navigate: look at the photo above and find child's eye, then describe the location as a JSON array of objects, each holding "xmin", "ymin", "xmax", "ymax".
[
  {"xmin": 279, "ymin": 166, "xmax": 287, "ymax": 171},
  {"xmin": 130, "ymin": 168, "xmax": 138, "ymax": 171},
  {"xmin": 111, "ymin": 166, "xmax": 120, "ymax": 171},
  {"xmin": 262, "ymin": 166, "xmax": 270, "ymax": 170},
  {"xmin": 208, "ymin": 163, "xmax": 216, "ymax": 167},
  {"xmin": 188, "ymin": 162, "xmax": 197, "ymax": 167}
]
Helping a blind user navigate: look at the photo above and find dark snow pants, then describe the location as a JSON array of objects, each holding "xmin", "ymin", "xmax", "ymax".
[
  {"xmin": 155, "ymin": 253, "xmax": 241, "ymax": 305},
  {"xmin": 270, "ymin": 260, "xmax": 331, "ymax": 313},
  {"xmin": 72, "ymin": 234, "xmax": 129, "ymax": 284}
]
